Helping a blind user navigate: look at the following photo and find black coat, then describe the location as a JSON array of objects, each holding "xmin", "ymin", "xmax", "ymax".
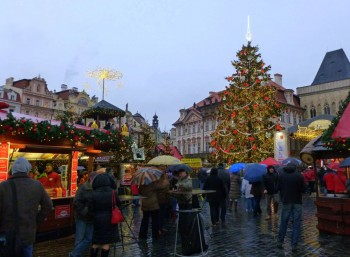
[
  {"xmin": 74, "ymin": 180, "xmax": 94, "ymax": 222},
  {"xmin": 0, "ymin": 173, "xmax": 53, "ymax": 245},
  {"xmin": 92, "ymin": 173, "xmax": 119, "ymax": 244},
  {"xmin": 262, "ymin": 172, "xmax": 279, "ymax": 194},
  {"xmin": 278, "ymin": 166, "xmax": 306, "ymax": 204},
  {"xmin": 203, "ymin": 175, "xmax": 227, "ymax": 203}
]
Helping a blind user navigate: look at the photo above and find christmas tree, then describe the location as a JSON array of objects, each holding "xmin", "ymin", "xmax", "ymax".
[
  {"xmin": 140, "ymin": 124, "xmax": 156, "ymax": 161},
  {"xmin": 210, "ymin": 42, "xmax": 283, "ymax": 164}
]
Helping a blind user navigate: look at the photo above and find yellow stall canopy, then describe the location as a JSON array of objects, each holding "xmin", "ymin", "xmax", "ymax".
[
  {"xmin": 181, "ymin": 158, "xmax": 202, "ymax": 168},
  {"xmin": 12, "ymin": 152, "xmax": 71, "ymax": 160}
]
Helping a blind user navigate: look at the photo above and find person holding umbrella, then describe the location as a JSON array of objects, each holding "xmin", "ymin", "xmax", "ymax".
[
  {"xmin": 133, "ymin": 167, "xmax": 163, "ymax": 240},
  {"xmin": 262, "ymin": 165, "xmax": 279, "ymax": 220},
  {"xmin": 244, "ymin": 164, "xmax": 266, "ymax": 217}
]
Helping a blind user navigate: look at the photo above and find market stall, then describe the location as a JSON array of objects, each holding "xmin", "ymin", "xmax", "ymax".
[
  {"xmin": 300, "ymin": 92, "xmax": 350, "ymax": 235},
  {"xmin": 0, "ymin": 111, "xmax": 105, "ymax": 241}
]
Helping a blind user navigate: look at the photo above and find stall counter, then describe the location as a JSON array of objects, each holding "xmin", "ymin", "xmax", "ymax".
[
  {"xmin": 315, "ymin": 195, "xmax": 350, "ymax": 235},
  {"xmin": 36, "ymin": 196, "xmax": 75, "ymax": 242}
]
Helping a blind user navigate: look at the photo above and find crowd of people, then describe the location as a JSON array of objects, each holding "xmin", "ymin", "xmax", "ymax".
[{"xmin": 2, "ymin": 157, "xmax": 350, "ymax": 256}]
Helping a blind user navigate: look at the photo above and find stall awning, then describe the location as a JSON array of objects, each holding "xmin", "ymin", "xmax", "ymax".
[{"xmin": 332, "ymin": 102, "xmax": 350, "ymax": 138}]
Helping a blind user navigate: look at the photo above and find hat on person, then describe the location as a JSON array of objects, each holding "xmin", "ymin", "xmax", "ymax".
[
  {"xmin": 11, "ymin": 157, "xmax": 32, "ymax": 174},
  {"xmin": 96, "ymin": 167, "xmax": 106, "ymax": 174}
]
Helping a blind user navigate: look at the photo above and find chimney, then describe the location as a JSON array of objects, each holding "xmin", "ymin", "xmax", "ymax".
[
  {"xmin": 274, "ymin": 73, "xmax": 282, "ymax": 85},
  {"xmin": 72, "ymin": 87, "xmax": 78, "ymax": 92},
  {"xmin": 61, "ymin": 84, "xmax": 68, "ymax": 90},
  {"xmin": 5, "ymin": 77, "xmax": 14, "ymax": 87}
]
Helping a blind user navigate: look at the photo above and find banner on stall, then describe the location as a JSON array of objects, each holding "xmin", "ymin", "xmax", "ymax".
[{"xmin": 181, "ymin": 158, "xmax": 202, "ymax": 168}]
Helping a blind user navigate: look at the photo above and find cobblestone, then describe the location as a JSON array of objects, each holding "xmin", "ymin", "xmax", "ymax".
[{"xmin": 34, "ymin": 195, "xmax": 350, "ymax": 257}]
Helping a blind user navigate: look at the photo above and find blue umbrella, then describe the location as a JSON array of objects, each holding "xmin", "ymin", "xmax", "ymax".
[
  {"xmin": 243, "ymin": 163, "xmax": 267, "ymax": 182},
  {"xmin": 281, "ymin": 157, "xmax": 302, "ymax": 166},
  {"xmin": 228, "ymin": 163, "xmax": 246, "ymax": 173},
  {"xmin": 167, "ymin": 164, "xmax": 193, "ymax": 174},
  {"xmin": 339, "ymin": 157, "xmax": 350, "ymax": 168}
]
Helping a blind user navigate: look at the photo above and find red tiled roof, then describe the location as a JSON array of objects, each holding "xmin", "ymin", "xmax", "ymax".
[{"xmin": 55, "ymin": 90, "xmax": 80, "ymax": 100}]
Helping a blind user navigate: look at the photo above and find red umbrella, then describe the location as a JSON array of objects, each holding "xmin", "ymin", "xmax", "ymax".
[{"xmin": 260, "ymin": 157, "xmax": 281, "ymax": 166}]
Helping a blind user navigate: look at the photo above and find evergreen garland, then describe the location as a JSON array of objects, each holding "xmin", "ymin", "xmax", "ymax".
[{"xmin": 321, "ymin": 90, "xmax": 350, "ymax": 150}]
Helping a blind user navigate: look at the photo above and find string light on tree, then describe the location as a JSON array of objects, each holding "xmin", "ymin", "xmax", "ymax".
[
  {"xmin": 209, "ymin": 17, "xmax": 283, "ymax": 164},
  {"xmin": 86, "ymin": 68, "xmax": 123, "ymax": 100}
]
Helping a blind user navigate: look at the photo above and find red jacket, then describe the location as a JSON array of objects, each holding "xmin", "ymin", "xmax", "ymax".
[
  {"xmin": 334, "ymin": 171, "xmax": 347, "ymax": 193},
  {"xmin": 324, "ymin": 172, "xmax": 335, "ymax": 191}
]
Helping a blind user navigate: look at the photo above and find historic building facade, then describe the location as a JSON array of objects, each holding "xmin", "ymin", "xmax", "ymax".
[
  {"xmin": 1, "ymin": 76, "xmax": 97, "ymax": 122},
  {"xmin": 170, "ymin": 74, "xmax": 304, "ymax": 159},
  {"xmin": 297, "ymin": 49, "xmax": 350, "ymax": 119}
]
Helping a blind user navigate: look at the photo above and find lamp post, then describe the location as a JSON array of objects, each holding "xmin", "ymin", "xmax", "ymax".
[{"xmin": 87, "ymin": 68, "xmax": 123, "ymax": 100}]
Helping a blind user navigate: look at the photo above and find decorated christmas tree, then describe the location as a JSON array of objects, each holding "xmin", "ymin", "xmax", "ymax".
[
  {"xmin": 210, "ymin": 41, "xmax": 283, "ymax": 164},
  {"xmin": 140, "ymin": 124, "xmax": 156, "ymax": 161}
]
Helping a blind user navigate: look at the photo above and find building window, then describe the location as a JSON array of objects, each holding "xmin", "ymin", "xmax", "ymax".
[
  {"xmin": 37, "ymin": 84, "xmax": 40, "ymax": 92},
  {"xmin": 280, "ymin": 112, "xmax": 285, "ymax": 122},
  {"xmin": 10, "ymin": 95, "xmax": 15, "ymax": 100},
  {"xmin": 285, "ymin": 112, "xmax": 289, "ymax": 123},
  {"xmin": 339, "ymin": 100, "xmax": 343, "ymax": 110},
  {"xmin": 331, "ymin": 102, "xmax": 336, "ymax": 115},
  {"xmin": 192, "ymin": 143, "xmax": 196, "ymax": 154},
  {"xmin": 187, "ymin": 143, "xmax": 191, "ymax": 154},
  {"xmin": 310, "ymin": 106, "xmax": 316, "ymax": 118},
  {"xmin": 35, "ymin": 112, "xmax": 39, "ymax": 117},
  {"xmin": 26, "ymin": 98, "xmax": 31, "ymax": 105},
  {"xmin": 0, "ymin": 93, "xmax": 2, "ymax": 98},
  {"xmin": 36, "ymin": 100, "xmax": 40, "ymax": 106},
  {"xmin": 205, "ymin": 142, "xmax": 209, "ymax": 152},
  {"xmin": 78, "ymin": 98, "xmax": 88, "ymax": 106},
  {"xmin": 205, "ymin": 121, "xmax": 209, "ymax": 131},
  {"xmin": 197, "ymin": 141, "xmax": 201, "ymax": 153},
  {"xmin": 324, "ymin": 103, "xmax": 330, "ymax": 115},
  {"xmin": 25, "ymin": 111, "xmax": 29, "ymax": 115}
]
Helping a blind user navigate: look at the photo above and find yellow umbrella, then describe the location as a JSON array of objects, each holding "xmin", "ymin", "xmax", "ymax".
[{"xmin": 147, "ymin": 155, "xmax": 183, "ymax": 165}]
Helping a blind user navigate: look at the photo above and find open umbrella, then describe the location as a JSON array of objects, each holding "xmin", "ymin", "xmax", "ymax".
[
  {"xmin": 281, "ymin": 157, "xmax": 302, "ymax": 166},
  {"xmin": 131, "ymin": 167, "xmax": 163, "ymax": 186},
  {"xmin": 339, "ymin": 157, "xmax": 350, "ymax": 168},
  {"xmin": 243, "ymin": 163, "xmax": 267, "ymax": 182},
  {"xmin": 260, "ymin": 157, "xmax": 281, "ymax": 166},
  {"xmin": 147, "ymin": 155, "xmax": 183, "ymax": 165},
  {"xmin": 228, "ymin": 163, "xmax": 245, "ymax": 173},
  {"xmin": 168, "ymin": 164, "xmax": 192, "ymax": 173}
]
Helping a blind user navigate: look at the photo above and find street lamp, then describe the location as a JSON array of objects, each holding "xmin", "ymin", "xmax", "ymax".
[{"xmin": 86, "ymin": 68, "xmax": 123, "ymax": 100}]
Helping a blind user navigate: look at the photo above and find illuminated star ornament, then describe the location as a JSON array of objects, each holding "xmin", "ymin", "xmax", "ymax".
[{"xmin": 87, "ymin": 68, "xmax": 123, "ymax": 100}]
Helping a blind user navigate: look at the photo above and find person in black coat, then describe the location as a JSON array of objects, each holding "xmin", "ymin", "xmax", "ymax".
[
  {"xmin": 262, "ymin": 165, "xmax": 279, "ymax": 219},
  {"xmin": 90, "ymin": 173, "xmax": 119, "ymax": 257},
  {"xmin": 251, "ymin": 181, "xmax": 263, "ymax": 217},
  {"xmin": 203, "ymin": 168, "xmax": 228, "ymax": 226}
]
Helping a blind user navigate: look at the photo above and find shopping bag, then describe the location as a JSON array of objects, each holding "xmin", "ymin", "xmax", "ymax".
[{"xmin": 111, "ymin": 190, "xmax": 124, "ymax": 224}]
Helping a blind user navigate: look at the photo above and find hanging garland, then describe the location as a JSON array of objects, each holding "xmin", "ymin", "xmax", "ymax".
[
  {"xmin": 0, "ymin": 112, "xmax": 132, "ymax": 152},
  {"xmin": 321, "ymin": 91, "xmax": 350, "ymax": 150}
]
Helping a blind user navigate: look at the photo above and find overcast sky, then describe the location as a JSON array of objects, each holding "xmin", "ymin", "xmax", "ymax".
[{"xmin": 1, "ymin": 0, "xmax": 349, "ymax": 131}]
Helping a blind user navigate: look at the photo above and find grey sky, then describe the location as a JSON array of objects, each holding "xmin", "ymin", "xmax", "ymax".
[{"xmin": 1, "ymin": 1, "xmax": 349, "ymax": 130}]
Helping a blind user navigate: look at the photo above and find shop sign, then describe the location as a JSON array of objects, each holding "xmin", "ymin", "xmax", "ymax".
[
  {"xmin": 181, "ymin": 158, "xmax": 202, "ymax": 168},
  {"xmin": 274, "ymin": 131, "xmax": 290, "ymax": 161},
  {"xmin": 0, "ymin": 142, "xmax": 9, "ymax": 182},
  {"xmin": 55, "ymin": 205, "xmax": 70, "ymax": 219}
]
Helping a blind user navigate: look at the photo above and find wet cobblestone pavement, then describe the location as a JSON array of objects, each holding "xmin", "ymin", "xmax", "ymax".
[{"xmin": 34, "ymin": 195, "xmax": 350, "ymax": 257}]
